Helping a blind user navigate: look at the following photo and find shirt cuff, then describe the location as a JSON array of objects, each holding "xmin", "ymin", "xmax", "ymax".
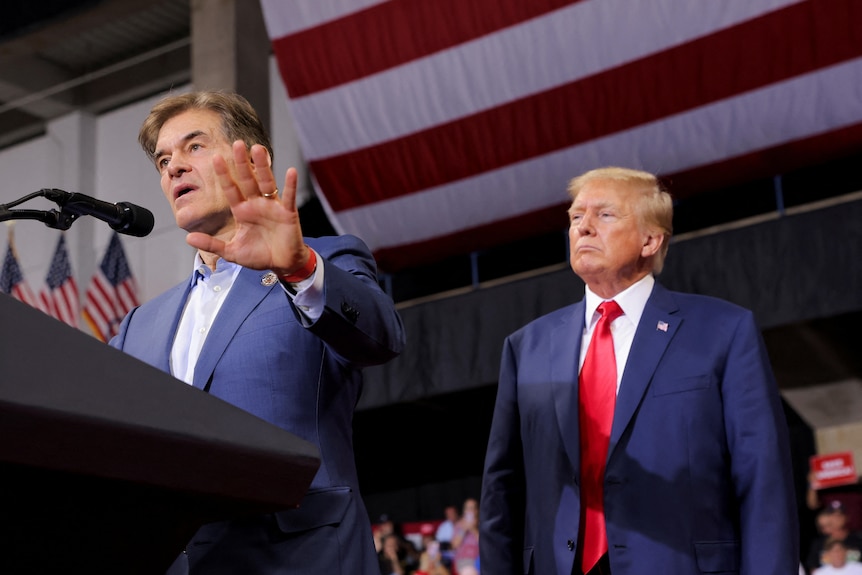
[{"xmin": 278, "ymin": 248, "xmax": 325, "ymax": 323}]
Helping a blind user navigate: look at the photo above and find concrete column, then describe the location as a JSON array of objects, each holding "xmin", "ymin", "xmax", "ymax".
[
  {"xmin": 190, "ymin": 0, "xmax": 271, "ymax": 130},
  {"xmin": 47, "ymin": 112, "xmax": 98, "ymax": 295}
]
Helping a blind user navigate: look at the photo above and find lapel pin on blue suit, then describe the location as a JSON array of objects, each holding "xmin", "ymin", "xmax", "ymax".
[
  {"xmin": 656, "ymin": 320, "xmax": 668, "ymax": 332},
  {"xmin": 261, "ymin": 272, "xmax": 278, "ymax": 286}
]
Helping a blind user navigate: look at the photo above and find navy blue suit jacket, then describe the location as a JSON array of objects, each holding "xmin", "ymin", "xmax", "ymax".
[
  {"xmin": 111, "ymin": 235, "xmax": 405, "ymax": 575},
  {"xmin": 480, "ymin": 282, "xmax": 798, "ymax": 575}
]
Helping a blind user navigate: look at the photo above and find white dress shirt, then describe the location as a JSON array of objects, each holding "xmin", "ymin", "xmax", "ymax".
[{"xmin": 580, "ymin": 274, "xmax": 654, "ymax": 394}]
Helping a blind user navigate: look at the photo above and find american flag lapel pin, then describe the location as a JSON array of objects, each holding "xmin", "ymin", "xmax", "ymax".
[{"xmin": 656, "ymin": 320, "xmax": 668, "ymax": 332}]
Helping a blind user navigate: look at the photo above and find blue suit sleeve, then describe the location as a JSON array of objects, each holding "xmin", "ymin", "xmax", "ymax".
[
  {"xmin": 480, "ymin": 335, "xmax": 527, "ymax": 575},
  {"xmin": 304, "ymin": 235, "xmax": 405, "ymax": 367},
  {"xmin": 722, "ymin": 310, "xmax": 799, "ymax": 574}
]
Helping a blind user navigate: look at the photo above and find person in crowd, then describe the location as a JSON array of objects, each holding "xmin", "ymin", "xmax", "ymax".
[
  {"xmin": 808, "ymin": 502, "xmax": 862, "ymax": 573},
  {"xmin": 415, "ymin": 539, "xmax": 450, "ymax": 575},
  {"xmin": 376, "ymin": 514, "xmax": 421, "ymax": 573},
  {"xmin": 111, "ymin": 90, "xmax": 405, "ymax": 574},
  {"xmin": 418, "ymin": 522, "xmax": 438, "ymax": 558},
  {"xmin": 451, "ymin": 498, "xmax": 480, "ymax": 573},
  {"xmin": 808, "ymin": 479, "xmax": 862, "ymax": 532},
  {"xmin": 479, "ymin": 166, "xmax": 798, "ymax": 574},
  {"xmin": 812, "ymin": 539, "xmax": 862, "ymax": 575},
  {"xmin": 436, "ymin": 505, "xmax": 460, "ymax": 550},
  {"xmin": 379, "ymin": 534, "xmax": 407, "ymax": 575}
]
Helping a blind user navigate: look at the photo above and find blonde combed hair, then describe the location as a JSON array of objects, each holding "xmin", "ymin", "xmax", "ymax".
[{"xmin": 567, "ymin": 166, "xmax": 673, "ymax": 274}]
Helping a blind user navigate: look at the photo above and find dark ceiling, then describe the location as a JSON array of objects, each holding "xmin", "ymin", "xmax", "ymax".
[{"xmin": 0, "ymin": 0, "xmax": 190, "ymax": 149}]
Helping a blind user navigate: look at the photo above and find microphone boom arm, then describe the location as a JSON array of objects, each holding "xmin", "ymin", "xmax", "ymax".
[
  {"xmin": 0, "ymin": 188, "xmax": 153, "ymax": 237},
  {"xmin": 0, "ymin": 189, "xmax": 77, "ymax": 230}
]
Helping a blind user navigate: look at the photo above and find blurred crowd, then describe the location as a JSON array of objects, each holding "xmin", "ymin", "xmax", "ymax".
[
  {"xmin": 372, "ymin": 481, "xmax": 862, "ymax": 575},
  {"xmin": 804, "ymin": 485, "xmax": 862, "ymax": 575},
  {"xmin": 375, "ymin": 498, "xmax": 480, "ymax": 575}
]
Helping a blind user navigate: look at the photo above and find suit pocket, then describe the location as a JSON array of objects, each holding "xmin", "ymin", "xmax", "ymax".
[
  {"xmin": 652, "ymin": 374, "xmax": 712, "ymax": 396},
  {"xmin": 694, "ymin": 540, "xmax": 740, "ymax": 573},
  {"xmin": 273, "ymin": 487, "xmax": 352, "ymax": 533}
]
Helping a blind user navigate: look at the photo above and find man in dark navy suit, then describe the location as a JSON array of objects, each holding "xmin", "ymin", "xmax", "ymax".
[{"xmin": 480, "ymin": 166, "xmax": 798, "ymax": 574}]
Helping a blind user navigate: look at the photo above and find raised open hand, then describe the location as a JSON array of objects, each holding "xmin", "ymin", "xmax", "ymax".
[{"xmin": 186, "ymin": 140, "xmax": 312, "ymax": 276}]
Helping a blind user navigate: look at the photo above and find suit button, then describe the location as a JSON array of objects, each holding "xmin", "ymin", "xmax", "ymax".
[{"xmin": 567, "ymin": 540, "xmax": 575, "ymax": 551}]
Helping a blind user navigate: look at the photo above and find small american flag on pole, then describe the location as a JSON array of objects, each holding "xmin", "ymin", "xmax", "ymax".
[
  {"xmin": 83, "ymin": 232, "xmax": 139, "ymax": 342},
  {"xmin": 40, "ymin": 234, "xmax": 79, "ymax": 327},
  {"xmin": 0, "ymin": 227, "xmax": 41, "ymax": 309}
]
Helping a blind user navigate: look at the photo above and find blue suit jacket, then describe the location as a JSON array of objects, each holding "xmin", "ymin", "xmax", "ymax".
[
  {"xmin": 111, "ymin": 235, "xmax": 405, "ymax": 575},
  {"xmin": 480, "ymin": 282, "xmax": 798, "ymax": 575}
]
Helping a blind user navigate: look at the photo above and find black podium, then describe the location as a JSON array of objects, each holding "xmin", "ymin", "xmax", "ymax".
[{"xmin": 0, "ymin": 294, "xmax": 321, "ymax": 574}]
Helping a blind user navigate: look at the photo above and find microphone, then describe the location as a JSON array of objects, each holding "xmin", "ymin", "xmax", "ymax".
[{"xmin": 44, "ymin": 189, "xmax": 155, "ymax": 237}]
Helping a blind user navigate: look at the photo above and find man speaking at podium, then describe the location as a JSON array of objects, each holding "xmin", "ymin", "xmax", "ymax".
[{"xmin": 110, "ymin": 91, "xmax": 405, "ymax": 575}]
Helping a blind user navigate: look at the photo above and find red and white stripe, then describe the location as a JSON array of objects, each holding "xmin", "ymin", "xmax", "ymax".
[
  {"xmin": 11, "ymin": 282, "xmax": 40, "ymax": 310},
  {"xmin": 39, "ymin": 235, "xmax": 79, "ymax": 327},
  {"xmin": 262, "ymin": 0, "xmax": 862, "ymax": 270},
  {"xmin": 40, "ymin": 277, "xmax": 79, "ymax": 327},
  {"xmin": 83, "ymin": 274, "xmax": 138, "ymax": 342}
]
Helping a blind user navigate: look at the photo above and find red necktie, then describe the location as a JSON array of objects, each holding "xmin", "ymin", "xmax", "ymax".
[{"xmin": 579, "ymin": 300, "xmax": 623, "ymax": 573}]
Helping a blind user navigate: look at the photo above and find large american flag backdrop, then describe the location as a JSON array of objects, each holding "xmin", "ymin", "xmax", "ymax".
[{"xmin": 261, "ymin": 0, "xmax": 862, "ymax": 272}]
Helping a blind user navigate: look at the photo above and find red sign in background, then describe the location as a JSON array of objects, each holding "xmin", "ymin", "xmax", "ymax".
[{"xmin": 810, "ymin": 451, "xmax": 858, "ymax": 490}]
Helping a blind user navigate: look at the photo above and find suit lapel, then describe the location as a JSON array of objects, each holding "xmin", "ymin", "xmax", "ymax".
[
  {"xmin": 150, "ymin": 281, "xmax": 192, "ymax": 373},
  {"xmin": 192, "ymin": 267, "xmax": 275, "ymax": 390},
  {"xmin": 608, "ymin": 283, "xmax": 679, "ymax": 460},
  {"xmin": 552, "ymin": 301, "xmax": 586, "ymax": 471}
]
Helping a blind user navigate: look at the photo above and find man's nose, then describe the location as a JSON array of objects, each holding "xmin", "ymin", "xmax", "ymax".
[
  {"xmin": 576, "ymin": 213, "xmax": 594, "ymax": 235},
  {"xmin": 167, "ymin": 155, "xmax": 189, "ymax": 177}
]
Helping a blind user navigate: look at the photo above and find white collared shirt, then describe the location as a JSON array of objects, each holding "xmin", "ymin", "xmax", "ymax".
[
  {"xmin": 171, "ymin": 255, "xmax": 242, "ymax": 385},
  {"xmin": 170, "ymin": 250, "xmax": 325, "ymax": 385},
  {"xmin": 580, "ymin": 274, "xmax": 655, "ymax": 394}
]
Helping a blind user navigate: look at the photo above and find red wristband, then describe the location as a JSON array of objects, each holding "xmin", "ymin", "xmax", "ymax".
[{"xmin": 280, "ymin": 247, "xmax": 317, "ymax": 283}]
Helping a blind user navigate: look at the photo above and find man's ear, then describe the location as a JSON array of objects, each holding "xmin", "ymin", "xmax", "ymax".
[
  {"xmin": 641, "ymin": 229, "xmax": 664, "ymax": 258},
  {"xmin": 249, "ymin": 145, "xmax": 273, "ymax": 174}
]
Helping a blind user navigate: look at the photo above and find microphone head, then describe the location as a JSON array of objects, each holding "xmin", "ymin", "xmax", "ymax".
[{"xmin": 113, "ymin": 202, "xmax": 155, "ymax": 237}]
